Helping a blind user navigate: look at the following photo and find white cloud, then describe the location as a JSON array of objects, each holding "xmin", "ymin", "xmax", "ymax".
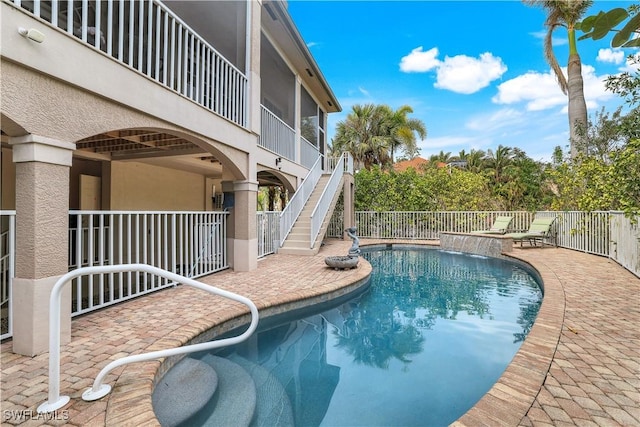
[
  {"xmin": 492, "ymin": 65, "xmax": 615, "ymax": 111},
  {"xmin": 400, "ymin": 47, "xmax": 507, "ymax": 94},
  {"xmin": 465, "ymin": 108, "xmax": 525, "ymax": 132},
  {"xmin": 622, "ymin": 54, "xmax": 640, "ymax": 72},
  {"xmin": 399, "ymin": 46, "xmax": 440, "ymax": 72},
  {"xmin": 435, "ymin": 53, "xmax": 507, "ymax": 94},
  {"xmin": 597, "ymin": 48, "xmax": 625, "ymax": 64},
  {"xmin": 358, "ymin": 86, "xmax": 370, "ymax": 97}
]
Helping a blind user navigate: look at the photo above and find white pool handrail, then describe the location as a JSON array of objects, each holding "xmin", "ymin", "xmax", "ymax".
[{"xmin": 37, "ymin": 263, "xmax": 259, "ymax": 413}]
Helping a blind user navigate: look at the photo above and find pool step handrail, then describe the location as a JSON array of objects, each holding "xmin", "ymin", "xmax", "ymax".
[{"xmin": 37, "ymin": 263, "xmax": 259, "ymax": 413}]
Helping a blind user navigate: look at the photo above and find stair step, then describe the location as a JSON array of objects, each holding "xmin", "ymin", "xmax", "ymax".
[
  {"xmin": 228, "ymin": 354, "xmax": 295, "ymax": 427},
  {"xmin": 186, "ymin": 354, "xmax": 257, "ymax": 427},
  {"xmin": 152, "ymin": 357, "xmax": 218, "ymax": 427}
]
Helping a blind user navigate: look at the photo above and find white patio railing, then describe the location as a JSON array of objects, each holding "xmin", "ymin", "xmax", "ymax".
[
  {"xmin": 68, "ymin": 211, "xmax": 228, "ymax": 317},
  {"xmin": 9, "ymin": 0, "xmax": 247, "ymax": 127},
  {"xmin": 257, "ymin": 211, "xmax": 280, "ymax": 258},
  {"xmin": 327, "ymin": 210, "xmax": 640, "ymax": 277},
  {"xmin": 1, "ymin": 211, "xmax": 16, "ymax": 341},
  {"xmin": 259, "ymin": 106, "xmax": 296, "ymax": 161},
  {"xmin": 279, "ymin": 156, "xmax": 323, "ymax": 245}
]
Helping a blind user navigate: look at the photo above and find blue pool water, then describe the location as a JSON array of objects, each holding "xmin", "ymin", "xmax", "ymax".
[{"xmin": 192, "ymin": 247, "xmax": 542, "ymax": 427}]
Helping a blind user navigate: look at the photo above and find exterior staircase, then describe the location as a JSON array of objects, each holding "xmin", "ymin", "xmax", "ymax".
[{"xmin": 278, "ymin": 175, "xmax": 342, "ymax": 256}]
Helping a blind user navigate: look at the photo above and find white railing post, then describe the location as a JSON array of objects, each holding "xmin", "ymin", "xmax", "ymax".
[{"xmin": 37, "ymin": 263, "xmax": 259, "ymax": 413}]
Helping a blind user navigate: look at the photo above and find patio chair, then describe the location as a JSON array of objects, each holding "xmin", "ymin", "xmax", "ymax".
[
  {"xmin": 506, "ymin": 217, "xmax": 557, "ymax": 248},
  {"xmin": 471, "ymin": 216, "xmax": 513, "ymax": 235}
]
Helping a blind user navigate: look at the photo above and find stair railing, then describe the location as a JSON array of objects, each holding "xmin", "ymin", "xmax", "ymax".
[
  {"xmin": 309, "ymin": 153, "xmax": 351, "ymax": 248},
  {"xmin": 279, "ymin": 156, "xmax": 323, "ymax": 246},
  {"xmin": 37, "ymin": 263, "xmax": 259, "ymax": 413}
]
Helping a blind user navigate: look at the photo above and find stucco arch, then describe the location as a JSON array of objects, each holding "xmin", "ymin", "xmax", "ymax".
[
  {"xmin": 2, "ymin": 61, "xmax": 251, "ymax": 181},
  {"xmin": 0, "ymin": 113, "xmax": 28, "ymax": 138}
]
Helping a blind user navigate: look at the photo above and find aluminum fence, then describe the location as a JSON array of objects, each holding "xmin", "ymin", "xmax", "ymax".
[
  {"xmin": 68, "ymin": 211, "xmax": 228, "ymax": 316},
  {"xmin": 328, "ymin": 210, "xmax": 639, "ymax": 277},
  {"xmin": 257, "ymin": 211, "xmax": 280, "ymax": 258}
]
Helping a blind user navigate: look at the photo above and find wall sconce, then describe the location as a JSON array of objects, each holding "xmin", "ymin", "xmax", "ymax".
[
  {"xmin": 275, "ymin": 157, "xmax": 282, "ymax": 170},
  {"xmin": 18, "ymin": 27, "xmax": 45, "ymax": 43}
]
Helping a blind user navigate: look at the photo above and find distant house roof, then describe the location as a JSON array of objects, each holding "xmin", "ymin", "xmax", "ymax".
[{"xmin": 393, "ymin": 157, "xmax": 429, "ymax": 172}]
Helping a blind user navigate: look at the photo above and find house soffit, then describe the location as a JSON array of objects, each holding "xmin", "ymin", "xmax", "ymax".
[{"xmin": 74, "ymin": 129, "xmax": 224, "ymax": 178}]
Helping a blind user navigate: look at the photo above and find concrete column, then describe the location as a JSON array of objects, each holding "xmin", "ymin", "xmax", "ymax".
[
  {"xmin": 342, "ymin": 174, "xmax": 355, "ymax": 238},
  {"xmin": 10, "ymin": 134, "xmax": 75, "ymax": 356},
  {"xmin": 221, "ymin": 180, "xmax": 258, "ymax": 272}
]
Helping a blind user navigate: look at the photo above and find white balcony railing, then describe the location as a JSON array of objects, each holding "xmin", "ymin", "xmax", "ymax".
[
  {"xmin": 300, "ymin": 136, "xmax": 319, "ymax": 170},
  {"xmin": 9, "ymin": 0, "xmax": 247, "ymax": 127},
  {"xmin": 259, "ymin": 106, "xmax": 296, "ymax": 161}
]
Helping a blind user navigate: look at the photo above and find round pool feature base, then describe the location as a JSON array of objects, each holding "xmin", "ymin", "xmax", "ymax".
[{"xmin": 325, "ymin": 255, "xmax": 359, "ymax": 270}]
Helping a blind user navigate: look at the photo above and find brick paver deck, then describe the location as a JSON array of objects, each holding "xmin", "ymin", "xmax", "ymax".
[{"xmin": 1, "ymin": 239, "xmax": 638, "ymax": 426}]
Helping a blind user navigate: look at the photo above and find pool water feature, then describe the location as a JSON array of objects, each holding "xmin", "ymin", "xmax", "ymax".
[{"xmin": 179, "ymin": 247, "xmax": 542, "ymax": 426}]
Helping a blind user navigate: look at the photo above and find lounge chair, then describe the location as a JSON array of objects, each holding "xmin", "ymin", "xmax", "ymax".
[
  {"xmin": 471, "ymin": 216, "xmax": 513, "ymax": 235},
  {"xmin": 506, "ymin": 217, "xmax": 557, "ymax": 248}
]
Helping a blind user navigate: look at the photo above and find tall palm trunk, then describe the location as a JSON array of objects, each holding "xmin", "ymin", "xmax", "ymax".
[{"xmin": 567, "ymin": 39, "xmax": 588, "ymax": 158}]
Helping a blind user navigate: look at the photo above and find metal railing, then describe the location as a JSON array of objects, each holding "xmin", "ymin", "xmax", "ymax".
[
  {"xmin": 9, "ymin": 0, "xmax": 247, "ymax": 127},
  {"xmin": 257, "ymin": 211, "xmax": 280, "ymax": 258},
  {"xmin": 300, "ymin": 137, "xmax": 319, "ymax": 170},
  {"xmin": 259, "ymin": 106, "xmax": 296, "ymax": 161},
  {"xmin": 37, "ymin": 263, "xmax": 259, "ymax": 413},
  {"xmin": 68, "ymin": 211, "xmax": 228, "ymax": 317},
  {"xmin": 309, "ymin": 153, "xmax": 349, "ymax": 248},
  {"xmin": 327, "ymin": 210, "xmax": 640, "ymax": 277},
  {"xmin": 1, "ymin": 211, "xmax": 16, "ymax": 341},
  {"xmin": 279, "ymin": 156, "xmax": 323, "ymax": 245}
]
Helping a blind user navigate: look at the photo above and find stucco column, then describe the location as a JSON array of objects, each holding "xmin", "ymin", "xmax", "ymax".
[
  {"xmin": 221, "ymin": 180, "xmax": 258, "ymax": 272},
  {"xmin": 10, "ymin": 134, "xmax": 75, "ymax": 356},
  {"xmin": 342, "ymin": 173, "xmax": 355, "ymax": 239}
]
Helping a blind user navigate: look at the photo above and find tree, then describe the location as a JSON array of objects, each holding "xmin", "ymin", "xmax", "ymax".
[
  {"xmin": 524, "ymin": 0, "xmax": 593, "ymax": 159},
  {"xmin": 333, "ymin": 104, "xmax": 427, "ymax": 170},
  {"xmin": 484, "ymin": 145, "xmax": 513, "ymax": 185},
  {"xmin": 385, "ymin": 105, "xmax": 427, "ymax": 164},
  {"xmin": 578, "ymin": 5, "xmax": 640, "ymax": 48}
]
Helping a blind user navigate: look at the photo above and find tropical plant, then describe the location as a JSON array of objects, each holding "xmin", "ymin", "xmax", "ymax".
[
  {"xmin": 384, "ymin": 105, "xmax": 427, "ymax": 164},
  {"xmin": 523, "ymin": 0, "xmax": 593, "ymax": 159},
  {"xmin": 333, "ymin": 103, "xmax": 426, "ymax": 170},
  {"xmin": 578, "ymin": 4, "xmax": 640, "ymax": 48}
]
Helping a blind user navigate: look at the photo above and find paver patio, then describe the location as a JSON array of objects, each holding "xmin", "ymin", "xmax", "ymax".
[{"xmin": 1, "ymin": 239, "xmax": 638, "ymax": 426}]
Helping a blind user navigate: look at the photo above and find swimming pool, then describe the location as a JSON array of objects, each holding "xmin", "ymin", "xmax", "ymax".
[{"xmin": 183, "ymin": 247, "xmax": 542, "ymax": 426}]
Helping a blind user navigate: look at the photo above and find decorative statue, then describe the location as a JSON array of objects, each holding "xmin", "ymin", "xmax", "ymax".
[{"xmin": 346, "ymin": 226, "xmax": 360, "ymax": 256}]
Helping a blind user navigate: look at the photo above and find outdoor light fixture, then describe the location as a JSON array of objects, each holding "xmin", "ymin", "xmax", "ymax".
[
  {"xmin": 18, "ymin": 27, "xmax": 45, "ymax": 43},
  {"xmin": 275, "ymin": 157, "xmax": 282, "ymax": 170}
]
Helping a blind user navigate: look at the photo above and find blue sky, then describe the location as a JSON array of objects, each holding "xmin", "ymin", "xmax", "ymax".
[{"xmin": 287, "ymin": 0, "xmax": 638, "ymax": 162}]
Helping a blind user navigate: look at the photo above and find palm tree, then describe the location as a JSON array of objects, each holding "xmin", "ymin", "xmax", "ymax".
[
  {"xmin": 384, "ymin": 105, "xmax": 427, "ymax": 164},
  {"xmin": 333, "ymin": 104, "xmax": 426, "ymax": 170},
  {"xmin": 524, "ymin": 0, "xmax": 593, "ymax": 159},
  {"xmin": 485, "ymin": 145, "xmax": 514, "ymax": 184}
]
